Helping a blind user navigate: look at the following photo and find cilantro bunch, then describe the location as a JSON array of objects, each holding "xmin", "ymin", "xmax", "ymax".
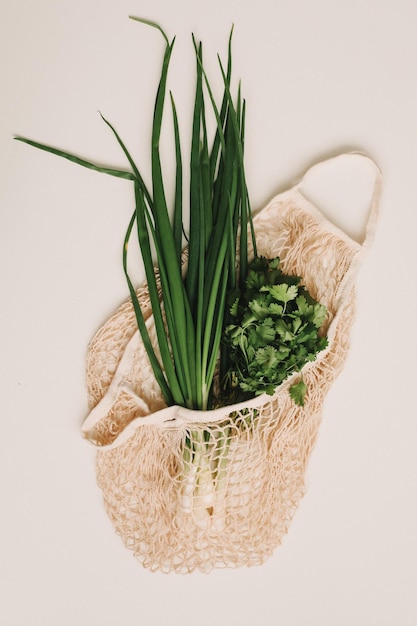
[{"xmin": 222, "ymin": 256, "xmax": 329, "ymax": 406}]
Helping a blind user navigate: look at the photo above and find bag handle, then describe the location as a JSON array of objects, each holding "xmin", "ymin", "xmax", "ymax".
[
  {"xmin": 296, "ymin": 151, "xmax": 382, "ymax": 250},
  {"xmin": 295, "ymin": 151, "xmax": 382, "ymax": 323}
]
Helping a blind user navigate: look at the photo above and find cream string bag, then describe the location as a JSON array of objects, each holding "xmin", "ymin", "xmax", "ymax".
[{"xmin": 82, "ymin": 152, "xmax": 381, "ymax": 573}]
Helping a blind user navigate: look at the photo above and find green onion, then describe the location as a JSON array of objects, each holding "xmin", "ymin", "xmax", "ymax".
[{"xmin": 13, "ymin": 18, "xmax": 268, "ymax": 527}]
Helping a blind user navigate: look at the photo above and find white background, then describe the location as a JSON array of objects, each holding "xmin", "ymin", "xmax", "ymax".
[{"xmin": 1, "ymin": 1, "xmax": 417, "ymax": 624}]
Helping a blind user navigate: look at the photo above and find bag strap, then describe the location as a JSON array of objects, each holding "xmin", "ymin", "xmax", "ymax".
[
  {"xmin": 295, "ymin": 151, "xmax": 382, "ymax": 344},
  {"xmin": 296, "ymin": 151, "xmax": 382, "ymax": 250}
]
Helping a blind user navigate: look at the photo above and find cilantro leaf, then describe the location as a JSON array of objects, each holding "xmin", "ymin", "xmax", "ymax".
[
  {"xmin": 312, "ymin": 303, "xmax": 327, "ymax": 327},
  {"xmin": 255, "ymin": 345, "xmax": 280, "ymax": 369},
  {"xmin": 295, "ymin": 295, "xmax": 308, "ymax": 314},
  {"xmin": 289, "ymin": 380, "xmax": 307, "ymax": 406},
  {"xmin": 262, "ymin": 283, "xmax": 298, "ymax": 304},
  {"xmin": 229, "ymin": 296, "xmax": 240, "ymax": 317},
  {"xmin": 249, "ymin": 295, "xmax": 271, "ymax": 319},
  {"xmin": 268, "ymin": 302, "xmax": 284, "ymax": 316}
]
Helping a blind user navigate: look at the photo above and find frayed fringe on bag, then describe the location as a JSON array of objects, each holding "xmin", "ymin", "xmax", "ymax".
[{"xmin": 82, "ymin": 153, "xmax": 381, "ymax": 573}]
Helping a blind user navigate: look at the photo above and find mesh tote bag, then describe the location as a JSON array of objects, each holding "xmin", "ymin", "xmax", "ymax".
[{"xmin": 82, "ymin": 152, "xmax": 381, "ymax": 573}]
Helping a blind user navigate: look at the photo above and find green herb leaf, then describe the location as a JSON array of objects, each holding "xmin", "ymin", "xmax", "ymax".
[
  {"xmin": 263, "ymin": 283, "xmax": 298, "ymax": 304},
  {"xmin": 289, "ymin": 380, "xmax": 307, "ymax": 406}
]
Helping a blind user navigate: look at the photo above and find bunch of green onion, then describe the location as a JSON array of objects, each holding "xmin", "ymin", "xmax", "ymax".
[
  {"xmin": 16, "ymin": 17, "xmax": 254, "ymax": 411},
  {"xmin": 15, "ymin": 18, "xmax": 258, "ymax": 526}
]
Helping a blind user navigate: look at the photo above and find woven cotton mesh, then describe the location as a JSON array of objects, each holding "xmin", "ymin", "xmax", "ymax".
[{"xmin": 85, "ymin": 192, "xmax": 358, "ymax": 573}]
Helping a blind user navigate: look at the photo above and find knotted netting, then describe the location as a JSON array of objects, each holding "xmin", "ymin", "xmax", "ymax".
[{"xmin": 83, "ymin": 154, "xmax": 380, "ymax": 573}]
